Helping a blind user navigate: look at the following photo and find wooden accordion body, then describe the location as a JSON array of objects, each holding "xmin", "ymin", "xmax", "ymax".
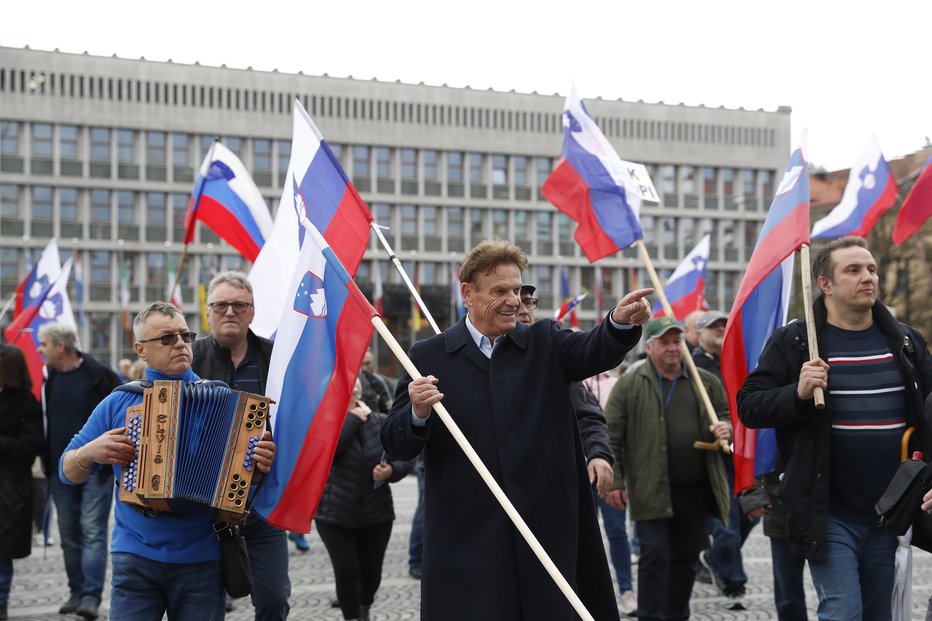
[{"xmin": 118, "ymin": 380, "xmax": 271, "ymax": 522}]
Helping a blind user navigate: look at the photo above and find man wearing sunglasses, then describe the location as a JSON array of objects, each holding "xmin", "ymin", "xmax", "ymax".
[
  {"xmin": 59, "ymin": 301, "xmax": 276, "ymax": 620},
  {"xmin": 192, "ymin": 271, "xmax": 291, "ymax": 620}
]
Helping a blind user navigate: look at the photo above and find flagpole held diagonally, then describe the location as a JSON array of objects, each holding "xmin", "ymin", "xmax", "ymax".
[
  {"xmin": 637, "ymin": 240, "xmax": 730, "ymax": 453},
  {"xmin": 370, "ymin": 315, "xmax": 597, "ymax": 621},
  {"xmin": 370, "ymin": 222, "xmax": 441, "ymax": 334},
  {"xmin": 0, "ymin": 291, "xmax": 16, "ymax": 325},
  {"xmin": 171, "ymin": 137, "xmax": 220, "ymax": 305},
  {"xmin": 799, "ymin": 244, "xmax": 826, "ymax": 409}
]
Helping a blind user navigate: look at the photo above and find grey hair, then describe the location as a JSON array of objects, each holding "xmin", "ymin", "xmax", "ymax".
[
  {"xmin": 133, "ymin": 302, "xmax": 184, "ymax": 340},
  {"xmin": 37, "ymin": 323, "xmax": 79, "ymax": 354},
  {"xmin": 206, "ymin": 271, "xmax": 253, "ymax": 301}
]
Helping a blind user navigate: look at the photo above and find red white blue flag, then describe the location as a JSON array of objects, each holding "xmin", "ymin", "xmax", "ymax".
[
  {"xmin": 722, "ymin": 141, "xmax": 811, "ymax": 493},
  {"xmin": 554, "ymin": 267, "xmax": 584, "ymax": 328},
  {"xmin": 811, "ymin": 136, "xmax": 898, "ymax": 239},
  {"xmin": 893, "ymin": 154, "xmax": 932, "ymax": 246},
  {"xmin": 542, "ymin": 87, "xmax": 657, "ymax": 262},
  {"xmin": 250, "ymin": 100, "xmax": 373, "ymax": 338},
  {"xmin": 651, "ymin": 234, "xmax": 711, "ymax": 319},
  {"xmin": 253, "ymin": 218, "xmax": 376, "ymax": 532},
  {"xmin": 183, "ymin": 141, "xmax": 273, "ymax": 262},
  {"xmin": 6, "ymin": 258, "xmax": 74, "ymax": 399}
]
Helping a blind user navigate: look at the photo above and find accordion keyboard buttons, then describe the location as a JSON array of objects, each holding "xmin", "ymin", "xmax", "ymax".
[
  {"xmin": 242, "ymin": 435, "xmax": 261, "ymax": 472},
  {"xmin": 122, "ymin": 413, "xmax": 143, "ymax": 492}
]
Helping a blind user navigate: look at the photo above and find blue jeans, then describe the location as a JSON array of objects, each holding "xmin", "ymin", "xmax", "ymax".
[
  {"xmin": 594, "ymin": 491, "xmax": 633, "ymax": 592},
  {"xmin": 0, "ymin": 558, "xmax": 12, "ymax": 605},
  {"xmin": 771, "ymin": 537, "xmax": 809, "ymax": 621},
  {"xmin": 408, "ymin": 457, "xmax": 425, "ymax": 569},
  {"xmin": 241, "ymin": 513, "xmax": 290, "ymax": 620},
  {"xmin": 808, "ymin": 514, "xmax": 897, "ymax": 621},
  {"xmin": 49, "ymin": 471, "xmax": 113, "ymax": 603},
  {"xmin": 109, "ymin": 552, "xmax": 224, "ymax": 621},
  {"xmin": 706, "ymin": 469, "xmax": 759, "ymax": 591}
]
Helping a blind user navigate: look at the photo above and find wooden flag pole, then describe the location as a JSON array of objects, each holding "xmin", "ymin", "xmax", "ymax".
[
  {"xmin": 370, "ymin": 222, "xmax": 442, "ymax": 334},
  {"xmin": 636, "ymin": 240, "xmax": 730, "ymax": 453},
  {"xmin": 0, "ymin": 291, "xmax": 16, "ymax": 325},
  {"xmin": 799, "ymin": 244, "xmax": 826, "ymax": 409},
  {"xmin": 370, "ymin": 315, "xmax": 597, "ymax": 621},
  {"xmin": 170, "ymin": 138, "xmax": 220, "ymax": 305}
]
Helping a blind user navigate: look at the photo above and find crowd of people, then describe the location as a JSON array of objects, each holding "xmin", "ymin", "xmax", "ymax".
[{"xmin": 3, "ymin": 235, "xmax": 932, "ymax": 621}]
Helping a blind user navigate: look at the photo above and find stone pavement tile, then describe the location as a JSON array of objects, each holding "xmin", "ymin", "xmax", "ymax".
[{"xmin": 8, "ymin": 476, "xmax": 932, "ymax": 619}]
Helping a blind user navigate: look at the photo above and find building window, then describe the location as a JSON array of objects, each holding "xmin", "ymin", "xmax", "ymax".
[
  {"xmin": 172, "ymin": 133, "xmax": 190, "ymax": 168},
  {"xmin": 401, "ymin": 149, "xmax": 417, "ymax": 180},
  {"xmin": 117, "ymin": 129, "xmax": 136, "ymax": 162},
  {"xmin": 514, "ymin": 156, "xmax": 528, "ymax": 187},
  {"xmin": 492, "ymin": 154, "xmax": 508, "ymax": 185},
  {"xmin": 722, "ymin": 168, "xmax": 735, "ymax": 196},
  {"xmin": 375, "ymin": 147, "xmax": 393, "ymax": 178},
  {"xmin": 423, "ymin": 150, "xmax": 438, "ymax": 181},
  {"xmin": 703, "ymin": 167, "xmax": 716, "ymax": 194},
  {"xmin": 423, "ymin": 205, "xmax": 439, "ymax": 237},
  {"xmin": 536, "ymin": 157, "xmax": 552, "ymax": 188},
  {"xmin": 353, "ymin": 146, "xmax": 370, "ymax": 178},
  {"xmin": 1, "ymin": 121, "xmax": 20, "ymax": 154},
  {"xmin": 761, "ymin": 170, "xmax": 774, "ymax": 200},
  {"xmin": 90, "ymin": 189, "xmax": 111, "ymax": 239},
  {"xmin": 514, "ymin": 210, "xmax": 530, "ymax": 244},
  {"xmin": 469, "ymin": 153, "xmax": 485, "ymax": 183},
  {"xmin": 171, "ymin": 193, "xmax": 188, "ymax": 240},
  {"xmin": 253, "ymin": 138, "xmax": 271, "ymax": 172},
  {"xmin": 225, "ymin": 136, "xmax": 242, "ymax": 156},
  {"xmin": 469, "ymin": 209, "xmax": 484, "ymax": 243},
  {"xmin": 90, "ymin": 128, "xmax": 110, "ymax": 161},
  {"xmin": 59, "ymin": 187, "xmax": 80, "ymax": 237},
  {"xmin": 660, "ymin": 165, "xmax": 676, "ymax": 195},
  {"xmin": 492, "ymin": 209, "xmax": 508, "ymax": 239},
  {"xmin": 146, "ymin": 131, "xmax": 166, "ymax": 163},
  {"xmin": 401, "ymin": 204, "xmax": 417, "ymax": 236},
  {"xmin": 448, "ymin": 151, "xmax": 463, "ymax": 182},
  {"xmin": 60, "ymin": 125, "xmax": 79, "ymax": 159},
  {"xmin": 31, "ymin": 123, "xmax": 53, "ymax": 159},
  {"xmin": 277, "ymin": 140, "xmax": 291, "ymax": 180},
  {"xmin": 146, "ymin": 192, "xmax": 167, "ymax": 241},
  {"xmin": 681, "ymin": 166, "xmax": 696, "ymax": 194},
  {"xmin": 32, "ymin": 186, "xmax": 53, "ymax": 236}
]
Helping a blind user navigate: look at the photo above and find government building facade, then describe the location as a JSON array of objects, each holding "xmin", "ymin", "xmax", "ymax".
[{"xmin": 0, "ymin": 46, "xmax": 791, "ymax": 372}]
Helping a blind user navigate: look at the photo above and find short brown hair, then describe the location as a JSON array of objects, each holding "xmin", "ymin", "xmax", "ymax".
[
  {"xmin": 0, "ymin": 344, "xmax": 33, "ymax": 391},
  {"xmin": 459, "ymin": 240, "xmax": 528, "ymax": 284},
  {"xmin": 812, "ymin": 236, "xmax": 869, "ymax": 282},
  {"xmin": 207, "ymin": 271, "xmax": 253, "ymax": 301}
]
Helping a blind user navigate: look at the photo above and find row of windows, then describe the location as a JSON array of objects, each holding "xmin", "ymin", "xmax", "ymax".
[
  {"xmin": 1, "ymin": 122, "xmax": 780, "ymax": 210},
  {"xmin": 1, "ymin": 65, "xmax": 777, "ymax": 146}
]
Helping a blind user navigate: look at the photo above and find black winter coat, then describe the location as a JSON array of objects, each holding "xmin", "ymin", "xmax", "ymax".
[
  {"xmin": 0, "ymin": 388, "xmax": 43, "ymax": 559},
  {"xmin": 314, "ymin": 410, "xmax": 410, "ymax": 529},
  {"xmin": 191, "ymin": 330, "xmax": 274, "ymax": 395},
  {"xmin": 738, "ymin": 297, "xmax": 932, "ymax": 559}
]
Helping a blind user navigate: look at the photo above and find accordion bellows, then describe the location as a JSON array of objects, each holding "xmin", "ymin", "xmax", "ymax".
[{"xmin": 118, "ymin": 380, "xmax": 272, "ymax": 522}]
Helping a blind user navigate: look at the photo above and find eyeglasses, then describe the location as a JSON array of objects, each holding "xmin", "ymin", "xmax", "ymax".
[
  {"xmin": 208, "ymin": 301, "xmax": 253, "ymax": 314},
  {"xmin": 137, "ymin": 331, "xmax": 197, "ymax": 346},
  {"xmin": 521, "ymin": 297, "xmax": 539, "ymax": 310}
]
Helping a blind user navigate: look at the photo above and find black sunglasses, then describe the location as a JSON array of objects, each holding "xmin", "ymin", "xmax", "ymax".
[
  {"xmin": 137, "ymin": 331, "xmax": 197, "ymax": 346},
  {"xmin": 208, "ymin": 301, "xmax": 253, "ymax": 314},
  {"xmin": 521, "ymin": 297, "xmax": 539, "ymax": 310}
]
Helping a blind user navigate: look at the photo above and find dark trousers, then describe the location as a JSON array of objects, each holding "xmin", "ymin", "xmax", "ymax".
[
  {"xmin": 771, "ymin": 537, "xmax": 809, "ymax": 621},
  {"xmin": 241, "ymin": 513, "xmax": 291, "ymax": 620},
  {"xmin": 636, "ymin": 484, "xmax": 713, "ymax": 621},
  {"xmin": 316, "ymin": 521, "xmax": 393, "ymax": 621}
]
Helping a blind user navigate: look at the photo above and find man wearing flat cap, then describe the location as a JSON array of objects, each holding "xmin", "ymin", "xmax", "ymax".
[{"xmin": 604, "ymin": 316, "xmax": 731, "ymax": 621}]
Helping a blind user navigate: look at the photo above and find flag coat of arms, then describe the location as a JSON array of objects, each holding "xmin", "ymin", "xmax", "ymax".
[
  {"xmin": 651, "ymin": 234, "xmax": 711, "ymax": 318},
  {"xmin": 253, "ymin": 219, "xmax": 376, "ymax": 532},
  {"xmin": 250, "ymin": 100, "xmax": 373, "ymax": 338},
  {"xmin": 184, "ymin": 141, "xmax": 273, "ymax": 262},
  {"xmin": 811, "ymin": 136, "xmax": 898, "ymax": 239},
  {"xmin": 542, "ymin": 86, "xmax": 657, "ymax": 262},
  {"xmin": 722, "ymin": 144, "xmax": 811, "ymax": 493}
]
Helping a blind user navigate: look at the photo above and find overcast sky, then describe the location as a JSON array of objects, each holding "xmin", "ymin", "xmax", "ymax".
[{"xmin": 3, "ymin": 0, "xmax": 929, "ymax": 171}]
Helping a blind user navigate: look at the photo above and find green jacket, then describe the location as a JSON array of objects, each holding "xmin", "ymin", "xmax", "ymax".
[{"xmin": 605, "ymin": 359, "xmax": 730, "ymax": 524}]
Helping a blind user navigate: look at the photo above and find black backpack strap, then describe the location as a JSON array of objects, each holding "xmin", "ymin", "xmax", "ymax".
[{"xmin": 112, "ymin": 380, "xmax": 153, "ymax": 395}]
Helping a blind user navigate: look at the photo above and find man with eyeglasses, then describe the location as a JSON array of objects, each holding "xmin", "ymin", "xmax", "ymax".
[
  {"xmin": 59, "ymin": 301, "xmax": 276, "ymax": 620},
  {"xmin": 192, "ymin": 271, "xmax": 292, "ymax": 620}
]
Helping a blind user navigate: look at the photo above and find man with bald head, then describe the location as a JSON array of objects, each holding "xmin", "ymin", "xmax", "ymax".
[{"xmin": 382, "ymin": 240, "xmax": 652, "ymax": 621}]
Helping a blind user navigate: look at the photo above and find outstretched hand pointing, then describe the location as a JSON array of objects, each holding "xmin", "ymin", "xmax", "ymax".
[{"xmin": 611, "ymin": 288, "xmax": 654, "ymax": 325}]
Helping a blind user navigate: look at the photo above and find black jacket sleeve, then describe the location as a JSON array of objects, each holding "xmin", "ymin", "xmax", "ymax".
[{"xmin": 573, "ymin": 381, "xmax": 614, "ymax": 464}]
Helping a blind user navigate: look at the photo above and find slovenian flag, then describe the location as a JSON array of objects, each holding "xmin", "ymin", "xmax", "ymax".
[
  {"xmin": 542, "ymin": 86, "xmax": 646, "ymax": 262},
  {"xmin": 250, "ymin": 100, "xmax": 373, "ymax": 338},
  {"xmin": 253, "ymin": 217, "xmax": 376, "ymax": 532},
  {"xmin": 811, "ymin": 136, "xmax": 898, "ymax": 239},
  {"xmin": 6, "ymin": 258, "xmax": 74, "ymax": 399},
  {"xmin": 651, "ymin": 234, "xmax": 711, "ymax": 319},
  {"xmin": 722, "ymin": 140, "xmax": 811, "ymax": 493},
  {"xmin": 183, "ymin": 141, "xmax": 273, "ymax": 262}
]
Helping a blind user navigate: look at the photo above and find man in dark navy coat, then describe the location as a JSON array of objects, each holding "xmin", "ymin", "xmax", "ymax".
[{"xmin": 381, "ymin": 240, "xmax": 651, "ymax": 621}]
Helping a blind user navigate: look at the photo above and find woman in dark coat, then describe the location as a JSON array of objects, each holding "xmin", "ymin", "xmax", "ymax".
[
  {"xmin": 315, "ymin": 379, "xmax": 411, "ymax": 621},
  {"xmin": 0, "ymin": 345, "xmax": 44, "ymax": 620}
]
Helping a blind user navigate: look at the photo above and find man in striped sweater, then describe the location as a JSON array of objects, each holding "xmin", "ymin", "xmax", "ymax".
[{"xmin": 738, "ymin": 236, "xmax": 932, "ymax": 621}]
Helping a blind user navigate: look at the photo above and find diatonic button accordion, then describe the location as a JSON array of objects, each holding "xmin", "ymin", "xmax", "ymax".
[{"xmin": 118, "ymin": 380, "xmax": 272, "ymax": 522}]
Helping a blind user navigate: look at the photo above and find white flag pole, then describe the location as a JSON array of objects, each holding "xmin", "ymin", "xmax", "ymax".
[
  {"xmin": 370, "ymin": 222, "xmax": 441, "ymax": 334},
  {"xmin": 370, "ymin": 315, "xmax": 596, "ymax": 621}
]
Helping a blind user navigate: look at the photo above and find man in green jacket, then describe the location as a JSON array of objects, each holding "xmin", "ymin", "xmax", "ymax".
[{"xmin": 604, "ymin": 316, "xmax": 731, "ymax": 621}]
